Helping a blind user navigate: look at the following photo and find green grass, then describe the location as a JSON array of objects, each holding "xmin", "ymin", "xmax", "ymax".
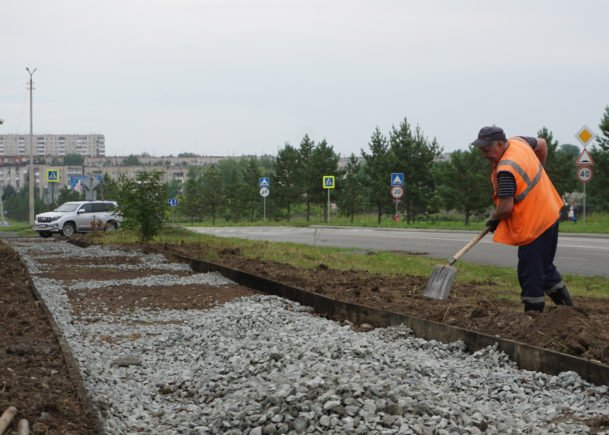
[
  {"xmin": 180, "ymin": 212, "xmax": 609, "ymax": 234},
  {"xmin": 99, "ymin": 224, "xmax": 609, "ymax": 302},
  {"xmin": 6, "ymin": 214, "xmax": 607, "ymax": 301},
  {"xmin": 1, "ymin": 220, "xmax": 37, "ymax": 236},
  {"xmin": 557, "ymin": 213, "xmax": 609, "ymax": 234}
]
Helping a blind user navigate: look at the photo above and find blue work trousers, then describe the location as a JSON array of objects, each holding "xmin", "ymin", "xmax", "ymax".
[{"xmin": 517, "ymin": 221, "xmax": 563, "ymax": 304}]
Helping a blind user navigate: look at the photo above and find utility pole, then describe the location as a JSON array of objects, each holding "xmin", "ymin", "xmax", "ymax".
[{"xmin": 26, "ymin": 67, "xmax": 37, "ymax": 225}]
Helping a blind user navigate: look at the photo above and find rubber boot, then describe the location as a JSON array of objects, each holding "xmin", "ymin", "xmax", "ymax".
[
  {"xmin": 549, "ymin": 286, "xmax": 574, "ymax": 306},
  {"xmin": 524, "ymin": 302, "xmax": 545, "ymax": 313}
]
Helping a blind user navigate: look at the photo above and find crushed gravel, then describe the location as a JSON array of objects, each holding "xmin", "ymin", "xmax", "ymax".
[{"xmin": 11, "ymin": 239, "xmax": 609, "ymax": 434}]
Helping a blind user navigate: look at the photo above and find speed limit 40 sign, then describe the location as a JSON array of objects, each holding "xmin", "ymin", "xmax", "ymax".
[{"xmin": 577, "ymin": 166, "xmax": 593, "ymax": 183}]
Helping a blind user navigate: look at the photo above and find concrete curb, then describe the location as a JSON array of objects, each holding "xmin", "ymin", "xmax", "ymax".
[{"xmin": 309, "ymin": 225, "xmax": 609, "ymax": 239}]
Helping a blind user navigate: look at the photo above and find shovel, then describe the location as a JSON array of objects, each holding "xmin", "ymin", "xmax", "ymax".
[{"xmin": 424, "ymin": 227, "xmax": 491, "ymax": 300}]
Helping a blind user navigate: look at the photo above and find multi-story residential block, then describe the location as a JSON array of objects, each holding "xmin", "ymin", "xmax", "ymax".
[
  {"xmin": 0, "ymin": 134, "xmax": 105, "ymax": 157},
  {"xmin": 0, "ymin": 163, "xmax": 198, "ymax": 194}
]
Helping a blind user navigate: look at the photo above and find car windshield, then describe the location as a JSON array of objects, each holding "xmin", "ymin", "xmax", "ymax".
[{"xmin": 54, "ymin": 203, "xmax": 80, "ymax": 212}]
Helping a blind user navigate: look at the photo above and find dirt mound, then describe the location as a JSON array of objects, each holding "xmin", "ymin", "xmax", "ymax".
[{"xmin": 0, "ymin": 241, "xmax": 100, "ymax": 434}]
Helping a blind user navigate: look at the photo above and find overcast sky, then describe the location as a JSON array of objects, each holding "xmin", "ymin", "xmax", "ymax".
[{"xmin": 2, "ymin": 0, "xmax": 608, "ymax": 157}]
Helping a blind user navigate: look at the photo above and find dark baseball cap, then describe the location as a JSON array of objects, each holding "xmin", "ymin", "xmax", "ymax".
[{"xmin": 472, "ymin": 126, "xmax": 507, "ymax": 147}]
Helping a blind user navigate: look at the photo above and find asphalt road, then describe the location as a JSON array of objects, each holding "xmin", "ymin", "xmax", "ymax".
[{"xmin": 189, "ymin": 226, "xmax": 609, "ymax": 277}]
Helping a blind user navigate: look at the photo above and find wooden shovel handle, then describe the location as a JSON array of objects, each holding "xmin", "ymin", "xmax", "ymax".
[{"xmin": 450, "ymin": 227, "xmax": 490, "ymax": 264}]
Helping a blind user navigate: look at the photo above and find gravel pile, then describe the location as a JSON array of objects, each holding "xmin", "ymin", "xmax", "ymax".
[{"xmin": 12, "ymin": 240, "xmax": 609, "ymax": 434}]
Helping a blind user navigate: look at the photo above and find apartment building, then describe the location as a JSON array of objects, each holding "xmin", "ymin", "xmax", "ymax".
[
  {"xmin": 0, "ymin": 134, "xmax": 105, "ymax": 157},
  {"xmin": 0, "ymin": 163, "xmax": 193, "ymax": 193}
]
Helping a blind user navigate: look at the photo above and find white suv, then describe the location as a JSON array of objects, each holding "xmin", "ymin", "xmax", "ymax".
[{"xmin": 33, "ymin": 201, "xmax": 122, "ymax": 238}]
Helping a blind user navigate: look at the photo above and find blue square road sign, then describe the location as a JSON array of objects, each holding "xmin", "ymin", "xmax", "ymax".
[{"xmin": 391, "ymin": 173, "xmax": 404, "ymax": 186}]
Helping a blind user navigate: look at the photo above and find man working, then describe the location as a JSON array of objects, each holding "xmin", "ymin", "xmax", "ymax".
[{"xmin": 472, "ymin": 126, "xmax": 574, "ymax": 313}]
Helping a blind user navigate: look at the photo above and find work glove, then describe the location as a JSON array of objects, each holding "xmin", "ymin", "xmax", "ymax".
[{"xmin": 485, "ymin": 219, "xmax": 500, "ymax": 233}]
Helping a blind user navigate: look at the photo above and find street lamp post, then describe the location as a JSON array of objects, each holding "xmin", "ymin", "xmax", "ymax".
[{"xmin": 26, "ymin": 67, "xmax": 37, "ymax": 225}]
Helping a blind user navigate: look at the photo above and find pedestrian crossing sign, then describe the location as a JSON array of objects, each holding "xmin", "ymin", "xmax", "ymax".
[
  {"xmin": 259, "ymin": 177, "xmax": 270, "ymax": 187},
  {"xmin": 322, "ymin": 175, "xmax": 335, "ymax": 189},
  {"xmin": 391, "ymin": 172, "xmax": 404, "ymax": 186},
  {"xmin": 46, "ymin": 169, "xmax": 60, "ymax": 183}
]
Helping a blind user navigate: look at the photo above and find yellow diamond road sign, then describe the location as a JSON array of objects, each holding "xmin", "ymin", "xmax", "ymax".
[{"xmin": 575, "ymin": 125, "xmax": 595, "ymax": 147}]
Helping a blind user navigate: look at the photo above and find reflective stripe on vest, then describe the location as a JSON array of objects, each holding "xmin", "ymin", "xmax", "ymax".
[{"xmin": 496, "ymin": 160, "xmax": 543, "ymax": 203}]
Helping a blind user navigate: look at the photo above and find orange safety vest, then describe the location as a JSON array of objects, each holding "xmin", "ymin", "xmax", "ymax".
[{"xmin": 491, "ymin": 138, "xmax": 563, "ymax": 246}]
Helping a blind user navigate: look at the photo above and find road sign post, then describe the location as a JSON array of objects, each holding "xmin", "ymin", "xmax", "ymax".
[
  {"xmin": 576, "ymin": 166, "xmax": 593, "ymax": 225},
  {"xmin": 259, "ymin": 178, "xmax": 270, "ymax": 222},
  {"xmin": 322, "ymin": 176, "xmax": 335, "ymax": 223},
  {"xmin": 390, "ymin": 186, "xmax": 404, "ymax": 220},
  {"xmin": 390, "ymin": 174, "xmax": 405, "ymax": 221},
  {"xmin": 259, "ymin": 187, "xmax": 270, "ymax": 222},
  {"xmin": 575, "ymin": 125, "xmax": 595, "ymax": 225},
  {"xmin": 167, "ymin": 198, "xmax": 178, "ymax": 223}
]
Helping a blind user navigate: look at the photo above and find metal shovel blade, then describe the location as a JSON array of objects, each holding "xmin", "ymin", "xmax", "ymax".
[{"xmin": 424, "ymin": 264, "xmax": 458, "ymax": 300}]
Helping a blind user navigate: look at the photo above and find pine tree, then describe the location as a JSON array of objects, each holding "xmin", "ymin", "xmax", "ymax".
[
  {"xmin": 201, "ymin": 164, "xmax": 222, "ymax": 225},
  {"xmin": 537, "ymin": 128, "xmax": 578, "ymax": 196},
  {"xmin": 274, "ymin": 144, "xmax": 300, "ymax": 221},
  {"xmin": 596, "ymin": 106, "xmax": 609, "ymax": 151},
  {"xmin": 389, "ymin": 118, "xmax": 441, "ymax": 223},
  {"xmin": 339, "ymin": 154, "xmax": 365, "ymax": 223},
  {"xmin": 297, "ymin": 134, "xmax": 317, "ymax": 221},
  {"xmin": 587, "ymin": 106, "xmax": 609, "ymax": 211},
  {"xmin": 361, "ymin": 127, "xmax": 393, "ymax": 224},
  {"xmin": 309, "ymin": 139, "xmax": 340, "ymax": 222},
  {"xmin": 434, "ymin": 146, "xmax": 492, "ymax": 225}
]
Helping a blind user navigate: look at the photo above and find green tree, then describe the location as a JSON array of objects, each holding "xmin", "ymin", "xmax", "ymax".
[
  {"xmin": 4, "ymin": 183, "xmax": 45, "ymax": 221},
  {"xmin": 297, "ymin": 134, "xmax": 317, "ymax": 221},
  {"xmin": 218, "ymin": 159, "xmax": 244, "ymax": 222},
  {"xmin": 338, "ymin": 154, "xmax": 365, "ymax": 223},
  {"xmin": 116, "ymin": 171, "xmax": 168, "ymax": 241},
  {"xmin": 596, "ymin": 106, "xmax": 609, "ymax": 151},
  {"xmin": 124, "ymin": 155, "xmax": 141, "ymax": 166},
  {"xmin": 309, "ymin": 139, "xmax": 341, "ymax": 222},
  {"xmin": 181, "ymin": 167, "xmax": 204, "ymax": 223},
  {"xmin": 241, "ymin": 158, "xmax": 263, "ymax": 221},
  {"xmin": 559, "ymin": 144, "xmax": 580, "ymax": 159},
  {"xmin": 201, "ymin": 164, "xmax": 222, "ymax": 224},
  {"xmin": 361, "ymin": 127, "xmax": 393, "ymax": 224},
  {"xmin": 434, "ymin": 147, "xmax": 492, "ymax": 224},
  {"xmin": 4, "ymin": 187, "xmax": 28, "ymax": 220},
  {"xmin": 587, "ymin": 106, "xmax": 609, "ymax": 211},
  {"xmin": 98, "ymin": 174, "xmax": 120, "ymax": 200},
  {"xmin": 274, "ymin": 144, "xmax": 300, "ymax": 221},
  {"xmin": 56, "ymin": 186, "xmax": 83, "ymax": 205},
  {"xmin": 1, "ymin": 185, "xmax": 16, "ymax": 201},
  {"xmin": 389, "ymin": 118, "xmax": 442, "ymax": 223},
  {"xmin": 537, "ymin": 128, "xmax": 577, "ymax": 196},
  {"xmin": 63, "ymin": 153, "xmax": 84, "ymax": 166}
]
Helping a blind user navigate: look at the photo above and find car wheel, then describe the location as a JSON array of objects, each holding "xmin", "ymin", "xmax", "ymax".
[
  {"xmin": 61, "ymin": 222, "xmax": 76, "ymax": 237},
  {"xmin": 38, "ymin": 231, "xmax": 52, "ymax": 238},
  {"xmin": 105, "ymin": 222, "xmax": 118, "ymax": 232}
]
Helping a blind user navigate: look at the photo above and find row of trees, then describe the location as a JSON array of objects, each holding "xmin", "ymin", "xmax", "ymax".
[
  {"xmin": 170, "ymin": 112, "xmax": 609, "ymax": 225},
  {"xmin": 171, "ymin": 107, "xmax": 609, "ymax": 224},
  {"xmin": 3, "ymin": 110, "xmax": 609, "ymax": 226}
]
